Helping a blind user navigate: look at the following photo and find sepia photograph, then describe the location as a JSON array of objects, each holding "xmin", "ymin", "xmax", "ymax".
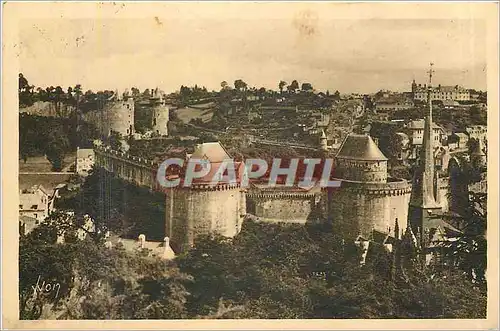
[{"xmin": 2, "ymin": 1, "xmax": 499, "ymax": 329}]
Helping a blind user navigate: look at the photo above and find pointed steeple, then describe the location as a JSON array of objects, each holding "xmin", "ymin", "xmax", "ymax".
[
  {"xmin": 411, "ymin": 63, "xmax": 439, "ymax": 209},
  {"xmin": 409, "ymin": 64, "xmax": 443, "ymax": 241},
  {"xmin": 420, "ymin": 63, "xmax": 438, "ymax": 208}
]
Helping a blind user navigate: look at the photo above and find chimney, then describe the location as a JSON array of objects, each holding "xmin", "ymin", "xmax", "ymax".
[{"xmin": 138, "ymin": 234, "xmax": 146, "ymax": 249}]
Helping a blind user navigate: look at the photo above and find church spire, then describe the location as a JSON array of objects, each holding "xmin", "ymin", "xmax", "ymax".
[
  {"xmin": 409, "ymin": 64, "xmax": 443, "ymax": 238},
  {"xmin": 420, "ymin": 63, "xmax": 438, "ymax": 208}
]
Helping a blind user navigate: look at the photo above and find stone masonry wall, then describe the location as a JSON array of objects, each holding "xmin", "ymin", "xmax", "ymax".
[
  {"xmin": 335, "ymin": 159, "xmax": 388, "ymax": 183},
  {"xmin": 165, "ymin": 187, "xmax": 245, "ymax": 252},
  {"xmin": 152, "ymin": 105, "xmax": 169, "ymax": 136},
  {"xmin": 83, "ymin": 99, "xmax": 134, "ymax": 137},
  {"xmin": 247, "ymin": 194, "xmax": 317, "ymax": 224},
  {"xmin": 327, "ymin": 180, "xmax": 411, "ymax": 239}
]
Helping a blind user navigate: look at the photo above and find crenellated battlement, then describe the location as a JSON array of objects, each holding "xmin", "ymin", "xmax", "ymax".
[
  {"xmin": 95, "ymin": 146, "xmax": 158, "ymax": 169},
  {"xmin": 247, "ymin": 192, "xmax": 318, "ymax": 199},
  {"xmin": 323, "ymin": 178, "xmax": 412, "ymax": 197},
  {"xmin": 169, "ymin": 183, "xmax": 242, "ymax": 191}
]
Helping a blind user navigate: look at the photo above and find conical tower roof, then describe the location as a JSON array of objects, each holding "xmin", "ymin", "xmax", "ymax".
[{"xmin": 336, "ymin": 134, "xmax": 388, "ymax": 161}]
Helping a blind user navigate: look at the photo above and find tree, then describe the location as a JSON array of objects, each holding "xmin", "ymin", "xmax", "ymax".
[
  {"xmin": 19, "ymin": 73, "xmax": 34, "ymax": 106},
  {"xmin": 131, "ymin": 87, "xmax": 140, "ymax": 98},
  {"xmin": 19, "ymin": 221, "xmax": 76, "ymax": 319},
  {"xmin": 53, "ymin": 86, "xmax": 66, "ymax": 117},
  {"xmin": 234, "ymin": 79, "xmax": 247, "ymax": 92},
  {"xmin": 469, "ymin": 105, "xmax": 486, "ymax": 125},
  {"xmin": 333, "ymin": 90, "xmax": 341, "ymax": 100},
  {"xmin": 19, "ymin": 73, "xmax": 29, "ymax": 94},
  {"xmin": 278, "ymin": 81, "xmax": 287, "ymax": 95},
  {"xmin": 45, "ymin": 126, "xmax": 70, "ymax": 171},
  {"xmin": 301, "ymin": 82, "xmax": 313, "ymax": 92},
  {"xmin": 288, "ymin": 80, "xmax": 299, "ymax": 94},
  {"xmin": 20, "ymin": 215, "xmax": 193, "ymax": 320},
  {"xmin": 467, "ymin": 137, "xmax": 479, "ymax": 155},
  {"xmin": 441, "ymin": 191, "xmax": 487, "ymax": 285},
  {"xmin": 220, "ymin": 81, "xmax": 228, "ymax": 90}
]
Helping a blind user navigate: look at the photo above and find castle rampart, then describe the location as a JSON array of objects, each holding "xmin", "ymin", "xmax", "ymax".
[
  {"xmin": 326, "ymin": 178, "xmax": 412, "ymax": 239},
  {"xmin": 246, "ymin": 190, "xmax": 320, "ymax": 224}
]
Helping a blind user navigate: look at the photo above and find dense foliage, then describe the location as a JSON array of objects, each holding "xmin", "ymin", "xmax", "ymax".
[
  {"xmin": 19, "ymin": 114, "xmax": 99, "ymax": 170},
  {"xmin": 20, "ymin": 219, "xmax": 191, "ymax": 319},
  {"xmin": 57, "ymin": 168, "xmax": 166, "ymax": 241},
  {"xmin": 20, "ymin": 216, "xmax": 487, "ymax": 320}
]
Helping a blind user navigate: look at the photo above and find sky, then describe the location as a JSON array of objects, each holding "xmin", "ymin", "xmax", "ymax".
[{"xmin": 19, "ymin": 14, "xmax": 487, "ymax": 94}]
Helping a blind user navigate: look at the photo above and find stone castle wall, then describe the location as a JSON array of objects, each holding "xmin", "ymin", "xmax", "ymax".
[
  {"xmin": 95, "ymin": 147, "xmax": 418, "ymax": 250},
  {"xmin": 246, "ymin": 192, "xmax": 319, "ymax": 224},
  {"xmin": 327, "ymin": 180, "xmax": 411, "ymax": 239},
  {"xmin": 95, "ymin": 147, "xmax": 157, "ymax": 189}
]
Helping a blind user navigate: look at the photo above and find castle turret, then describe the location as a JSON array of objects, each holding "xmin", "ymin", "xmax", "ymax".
[
  {"xmin": 149, "ymin": 87, "xmax": 169, "ymax": 136},
  {"xmin": 327, "ymin": 133, "xmax": 411, "ymax": 239},
  {"xmin": 335, "ymin": 134, "xmax": 388, "ymax": 183}
]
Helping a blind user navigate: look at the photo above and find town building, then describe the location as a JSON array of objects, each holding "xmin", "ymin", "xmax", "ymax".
[
  {"xmin": 466, "ymin": 125, "xmax": 487, "ymax": 143},
  {"xmin": 451, "ymin": 132, "xmax": 469, "ymax": 150},
  {"xmin": 76, "ymin": 147, "xmax": 95, "ymax": 176},
  {"xmin": 19, "ymin": 185, "xmax": 53, "ymax": 223},
  {"xmin": 412, "ymin": 80, "xmax": 470, "ymax": 101},
  {"xmin": 405, "ymin": 119, "xmax": 445, "ymax": 146},
  {"xmin": 374, "ymin": 94, "xmax": 415, "ymax": 112}
]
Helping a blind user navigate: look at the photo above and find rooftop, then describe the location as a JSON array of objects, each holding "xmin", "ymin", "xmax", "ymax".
[
  {"xmin": 190, "ymin": 142, "xmax": 232, "ymax": 163},
  {"xmin": 407, "ymin": 119, "xmax": 443, "ymax": 130},
  {"xmin": 19, "ymin": 173, "xmax": 73, "ymax": 193},
  {"xmin": 336, "ymin": 134, "xmax": 388, "ymax": 161},
  {"xmin": 77, "ymin": 148, "xmax": 95, "ymax": 159}
]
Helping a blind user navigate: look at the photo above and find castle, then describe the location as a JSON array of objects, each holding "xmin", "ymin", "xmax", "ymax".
[
  {"xmin": 82, "ymin": 87, "xmax": 169, "ymax": 138},
  {"xmin": 95, "ymin": 133, "xmax": 426, "ymax": 251},
  {"xmin": 90, "ymin": 66, "xmax": 483, "ymax": 254}
]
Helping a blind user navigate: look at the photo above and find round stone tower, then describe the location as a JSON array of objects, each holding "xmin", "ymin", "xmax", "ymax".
[
  {"xmin": 326, "ymin": 134, "xmax": 411, "ymax": 240},
  {"xmin": 151, "ymin": 88, "xmax": 169, "ymax": 136},
  {"xmin": 164, "ymin": 142, "xmax": 245, "ymax": 252},
  {"xmin": 102, "ymin": 90, "xmax": 135, "ymax": 137}
]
